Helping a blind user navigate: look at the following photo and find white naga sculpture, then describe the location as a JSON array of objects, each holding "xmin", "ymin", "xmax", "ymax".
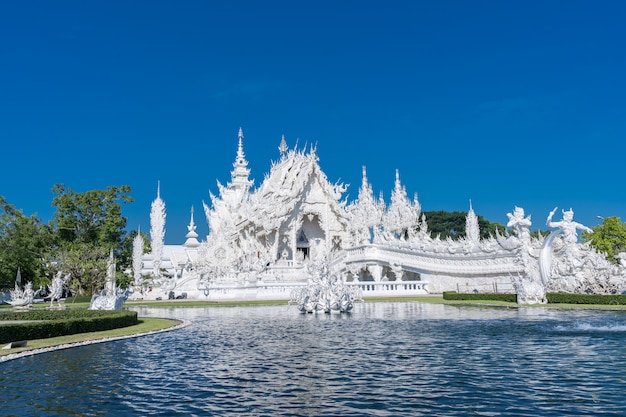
[
  {"xmin": 289, "ymin": 258, "xmax": 363, "ymax": 313},
  {"xmin": 7, "ymin": 281, "xmax": 39, "ymax": 308}
]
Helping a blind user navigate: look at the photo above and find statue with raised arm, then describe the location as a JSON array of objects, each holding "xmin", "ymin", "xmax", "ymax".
[
  {"xmin": 49, "ymin": 271, "xmax": 70, "ymax": 308},
  {"xmin": 546, "ymin": 207, "xmax": 592, "ymax": 245},
  {"xmin": 540, "ymin": 207, "xmax": 605, "ymax": 293},
  {"xmin": 507, "ymin": 206, "xmax": 532, "ymax": 245}
]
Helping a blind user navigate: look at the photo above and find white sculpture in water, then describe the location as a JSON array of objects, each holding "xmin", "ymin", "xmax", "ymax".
[{"xmin": 289, "ymin": 258, "xmax": 363, "ymax": 313}]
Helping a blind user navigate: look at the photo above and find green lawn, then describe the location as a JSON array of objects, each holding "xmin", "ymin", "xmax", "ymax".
[{"xmin": 0, "ymin": 317, "xmax": 180, "ymax": 358}]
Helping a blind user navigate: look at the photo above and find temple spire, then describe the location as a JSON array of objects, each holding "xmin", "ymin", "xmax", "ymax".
[
  {"xmin": 237, "ymin": 127, "xmax": 245, "ymax": 161},
  {"xmin": 184, "ymin": 206, "xmax": 200, "ymax": 248},
  {"xmin": 394, "ymin": 169, "xmax": 402, "ymax": 192},
  {"xmin": 229, "ymin": 128, "xmax": 253, "ymax": 192},
  {"xmin": 278, "ymin": 134, "xmax": 288, "ymax": 157},
  {"xmin": 466, "ymin": 199, "xmax": 480, "ymax": 245},
  {"xmin": 361, "ymin": 166, "xmax": 368, "ymax": 188},
  {"xmin": 150, "ymin": 181, "xmax": 166, "ymax": 278}
]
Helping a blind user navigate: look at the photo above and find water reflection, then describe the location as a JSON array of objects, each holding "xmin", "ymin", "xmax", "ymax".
[{"xmin": 2, "ymin": 302, "xmax": 626, "ymax": 416}]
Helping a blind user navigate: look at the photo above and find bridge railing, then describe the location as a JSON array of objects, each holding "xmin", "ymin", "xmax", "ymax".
[
  {"xmin": 347, "ymin": 280, "xmax": 429, "ymax": 296},
  {"xmin": 206, "ymin": 279, "xmax": 431, "ymax": 300}
]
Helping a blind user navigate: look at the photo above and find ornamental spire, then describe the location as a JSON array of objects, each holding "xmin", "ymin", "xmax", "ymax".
[
  {"xmin": 237, "ymin": 127, "xmax": 245, "ymax": 161},
  {"xmin": 278, "ymin": 134, "xmax": 288, "ymax": 157},
  {"xmin": 395, "ymin": 169, "xmax": 401, "ymax": 191},
  {"xmin": 466, "ymin": 199, "xmax": 480, "ymax": 245},
  {"xmin": 184, "ymin": 206, "xmax": 200, "ymax": 248},
  {"xmin": 229, "ymin": 128, "xmax": 253, "ymax": 192},
  {"xmin": 361, "ymin": 165, "xmax": 368, "ymax": 188},
  {"xmin": 150, "ymin": 182, "xmax": 166, "ymax": 278}
]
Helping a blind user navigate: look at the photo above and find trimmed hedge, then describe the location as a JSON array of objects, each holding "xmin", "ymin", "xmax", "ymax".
[
  {"xmin": 0, "ymin": 309, "xmax": 138, "ymax": 344},
  {"xmin": 443, "ymin": 291, "xmax": 626, "ymax": 305},
  {"xmin": 443, "ymin": 291, "xmax": 517, "ymax": 303},
  {"xmin": 546, "ymin": 292, "xmax": 626, "ymax": 305}
]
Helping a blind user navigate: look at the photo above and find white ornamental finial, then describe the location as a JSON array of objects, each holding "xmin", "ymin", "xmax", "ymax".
[
  {"xmin": 150, "ymin": 182, "xmax": 166, "ymax": 278},
  {"xmin": 237, "ymin": 128, "xmax": 245, "ymax": 161},
  {"xmin": 362, "ymin": 166, "xmax": 368, "ymax": 186},
  {"xmin": 279, "ymin": 134, "xmax": 288, "ymax": 156},
  {"xmin": 188, "ymin": 205, "xmax": 196, "ymax": 232},
  {"xmin": 184, "ymin": 205, "xmax": 200, "ymax": 248},
  {"xmin": 395, "ymin": 169, "xmax": 401, "ymax": 191},
  {"xmin": 466, "ymin": 199, "xmax": 480, "ymax": 244}
]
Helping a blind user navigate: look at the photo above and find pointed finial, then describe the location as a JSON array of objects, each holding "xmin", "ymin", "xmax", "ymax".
[
  {"xmin": 237, "ymin": 128, "xmax": 245, "ymax": 161},
  {"xmin": 361, "ymin": 166, "xmax": 368, "ymax": 187},
  {"xmin": 188, "ymin": 205, "xmax": 197, "ymax": 232},
  {"xmin": 395, "ymin": 169, "xmax": 402, "ymax": 191},
  {"xmin": 279, "ymin": 134, "xmax": 288, "ymax": 155}
]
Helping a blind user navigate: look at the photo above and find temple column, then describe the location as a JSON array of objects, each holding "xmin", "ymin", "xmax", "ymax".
[{"xmin": 368, "ymin": 264, "xmax": 383, "ymax": 282}]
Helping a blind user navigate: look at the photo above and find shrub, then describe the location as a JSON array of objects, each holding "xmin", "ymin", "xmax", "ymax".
[
  {"xmin": 546, "ymin": 292, "xmax": 626, "ymax": 305},
  {"xmin": 443, "ymin": 291, "xmax": 517, "ymax": 303},
  {"xmin": 0, "ymin": 309, "xmax": 138, "ymax": 344}
]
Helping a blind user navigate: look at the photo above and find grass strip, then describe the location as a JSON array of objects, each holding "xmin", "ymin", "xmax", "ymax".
[{"xmin": 0, "ymin": 317, "xmax": 180, "ymax": 358}]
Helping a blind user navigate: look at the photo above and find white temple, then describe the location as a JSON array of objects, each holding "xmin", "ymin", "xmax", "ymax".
[{"xmin": 134, "ymin": 129, "xmax": 626, "ymax": 303}]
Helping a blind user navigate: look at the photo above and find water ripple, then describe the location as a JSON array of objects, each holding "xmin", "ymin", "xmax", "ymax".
[{"xmin": 2, "ymin": 303, "xmax": 626, "ymax": 416}]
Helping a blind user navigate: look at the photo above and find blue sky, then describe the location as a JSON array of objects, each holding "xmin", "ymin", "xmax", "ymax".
[{"xmin": 1, "ymin": 1, "xmax": 625, "ymax": 244}]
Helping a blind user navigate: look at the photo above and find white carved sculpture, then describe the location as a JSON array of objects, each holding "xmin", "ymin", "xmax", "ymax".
[
  {"xmin": 132, "ymin": 228, "xmax": 145, "ymax": 290},
  {"xmin": 289, "ymin": 258, "xmax": 362, "ymax": 313},
  {"xmin": 89, "ymin": 250, "xmax": 131, "ymax": 310},
  {"xmin": 498, "ymin": 207, "xmax": 547, "ymax": 304},
  {"xmin": 49, "ymin": 271, "xmax": 70, "ymax": 308},
  {"xmin": 7, "ymin": 281, "xmax": 38, "ymax": 308},
  {"xmin": 540, "ymin": 207, "xmax": 619, "ymax": 294},
  {"xmin": 150, "ymin": 181, "xmax": 166, "ymax": 280}
]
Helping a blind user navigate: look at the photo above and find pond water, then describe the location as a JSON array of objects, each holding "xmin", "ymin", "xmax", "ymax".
[{"xmin": 2, "ymin": 302, "xmax": 626, "ymax": 416}]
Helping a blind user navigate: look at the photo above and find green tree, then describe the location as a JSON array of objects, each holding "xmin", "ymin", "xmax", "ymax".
[
  {"xmin": 0, "ymin": 196, "xmax": 53, "ymax": 289},
  {"xmin": 582, "ymin": 216, "xmax": 626, "ymax": 263},
  {"xmin": 50, "ymin": 184, "xmax": 133, "ymax": 294},
  {"xmin": 422, "ymin": 211, "xmax": 505, "ymax": 240},
  {"xmin": 54, "ymin": 243, "xmax": 110, "ymax": 295},
  {"xmin": 52, "ymin": 184, "xmax": 133, "ymax": 248}
]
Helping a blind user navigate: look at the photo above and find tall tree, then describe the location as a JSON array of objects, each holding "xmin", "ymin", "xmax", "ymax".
[
  {"xmin": 0, "ymin": 196, "xmax": 53, "ymax": 289},
  {"xmin": 52, "ymin": 184, "xmax": 133, "ymax": 248},
  {"xmin": 50, "ymin": 184, "xmax": 133, "ymax": 294},
  {"xmin": 583, "ymin": 216, "xmax": 626, "ymax": 263}
]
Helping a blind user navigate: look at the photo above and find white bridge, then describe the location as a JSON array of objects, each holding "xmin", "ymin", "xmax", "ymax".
[{"xmin": 188, "ymin": 242, "xmax": 521, "ymax": 301}]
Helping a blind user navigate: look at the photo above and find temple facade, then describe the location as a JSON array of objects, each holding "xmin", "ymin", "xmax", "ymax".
[{"xmin": 135, "ymin": 129, "xmax": 626, "ymax": 303}]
